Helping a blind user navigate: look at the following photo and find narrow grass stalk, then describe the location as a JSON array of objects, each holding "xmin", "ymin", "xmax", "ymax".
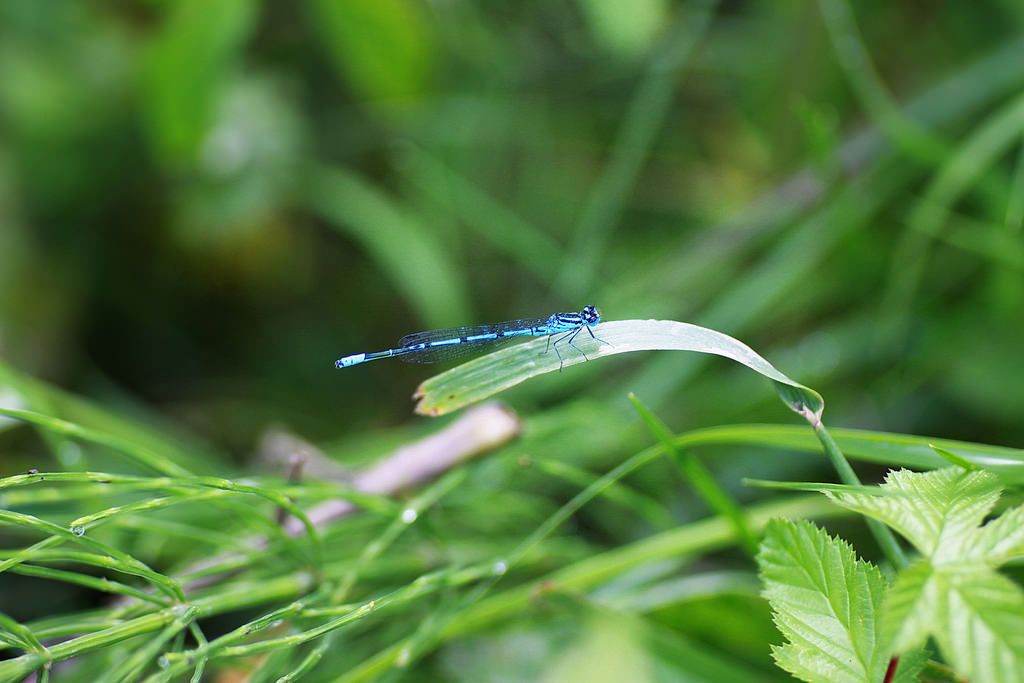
[
  {"xmin": 815, "ymin": 423, "xmax": 907, "ymax": 569},
  {"xmin": 340, "ymin": 495, "xmax": 840, "ymax": 682},
  {"xmin": 629, "ymin": 393, "xmax": 759, "ymax": 556}
]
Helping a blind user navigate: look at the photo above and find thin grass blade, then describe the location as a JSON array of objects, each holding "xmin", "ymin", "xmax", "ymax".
[{"xmin": 414, "ymin": 319, "xmax": 823, "ymax": 419}]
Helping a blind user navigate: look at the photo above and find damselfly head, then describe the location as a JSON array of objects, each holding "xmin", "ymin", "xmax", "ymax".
[{"xmin": 582, "ymin": 305, "xmax": 600, "ymax": 325}]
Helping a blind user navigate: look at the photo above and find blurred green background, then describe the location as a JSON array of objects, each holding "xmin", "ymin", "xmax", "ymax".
[
  {"xmin": 4, "ymin": 0, "xmax": 1023, "ymax": 450},
  {"xmin": 2, "ymin": 0, "xmax": 1024, "ymax": 678}
]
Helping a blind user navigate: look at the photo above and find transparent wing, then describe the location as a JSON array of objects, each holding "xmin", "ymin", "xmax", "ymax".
[{"xmin": 397, "ymin": 318, "xmax": 550, "ymax": 364}]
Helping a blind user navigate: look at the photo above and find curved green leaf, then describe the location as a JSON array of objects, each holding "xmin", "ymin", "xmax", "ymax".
[{"xmin": 414, "ymin": 319, "xmax": 823, "ymax": 420}]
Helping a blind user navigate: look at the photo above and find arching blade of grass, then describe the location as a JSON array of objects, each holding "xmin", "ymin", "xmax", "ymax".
[
  {"xmin": 630, "ymin": 393, "xmax": 760, "ymax": 556},
  {"xmin": 413, "ymin": 319, "xmax": 823, "ymax": 421},
  {"xmin": 414, "ymin": 319, "xmax": 905, "ymax": 566}
]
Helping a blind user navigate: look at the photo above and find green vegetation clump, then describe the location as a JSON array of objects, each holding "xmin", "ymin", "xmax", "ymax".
[{"xmin": 2, "ymin": 2, "xmax": 1024, "ymax": 681}]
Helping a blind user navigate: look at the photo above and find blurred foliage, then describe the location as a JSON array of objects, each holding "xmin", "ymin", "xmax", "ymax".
[
  {"xmin": 0, "ymin": 0, "xmax": 1019, "ymax": 442},
  {"xmin": 2, "ymin": 0, "xmax": 1024, "ymax": 680}
]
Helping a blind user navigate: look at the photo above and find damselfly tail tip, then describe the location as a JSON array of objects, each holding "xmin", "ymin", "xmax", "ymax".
[{"xmin": 335, "ymin": 353, "xmax": 365, "ymax": 369}]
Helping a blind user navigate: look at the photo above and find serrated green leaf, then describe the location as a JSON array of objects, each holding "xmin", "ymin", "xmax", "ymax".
[
  {"xmin": 939, "ymin": 571, "xmax": 1024, "ymax": 683},
  {"xmin": 969, "ymin": 504, "xmax": 1024, "ymax": 561},
  {"xmin": 885, "ymin": 564, "xmax": 1024, "ymax": 683},
  {"xmin": 889, "ymin": 646, "xmax": 931, "ymax": 683},
  {"xmin": 827, "ymin": 468, "xmax": 1000, "ymax": 560},
  {"xmin": 757, "ymin": 519, "xmax": 889, "ymax": 683},
  {"xmin": 879, "ymin": 560, "xmax": 934, "ymax": 652},
  {"xmin": 829, "ymin": 468, "xmax": 1024, "ymax": 682}
]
